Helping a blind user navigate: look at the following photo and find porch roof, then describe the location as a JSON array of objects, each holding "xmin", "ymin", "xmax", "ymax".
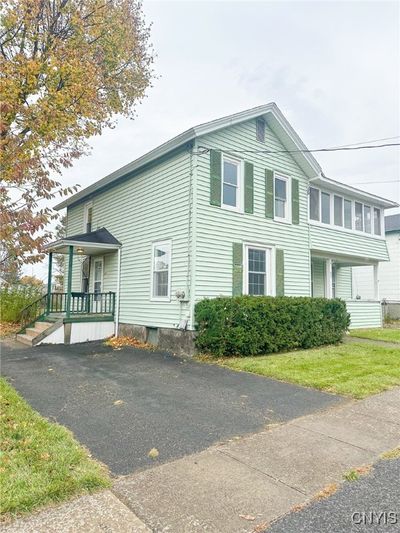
[{"xmin": 45, "ymin": 227, "xmax": 121, "ymax": 255}]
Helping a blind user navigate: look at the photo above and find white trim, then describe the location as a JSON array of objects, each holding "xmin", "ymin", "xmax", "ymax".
[
  {"xmin": 325, "ymin": 258, "xmax": 333, "ymax": 298},
  {"xmin": 150, "ymin": 239, "xmax": 172, "ymax": 302},
  {"xmin": 115, "ymin": 248, "xmax": 122, "ymax": 337},
  {"xmin": 221, "ymin": 154, "xmax": 243, "ymax": 213},
  {"xmin": 373, "ymin": 263, "xmax": 379, "ymax": 300},
  {"xmin": 45, "ymin": 240, "xmax": 121, "ymax": 252},
  {"xmin": 273, "ymin": 172, "xmax": 292, "ymax": 224},
  {"xmin": 308, "ymin": 186, "xmax": 385, "ymax": 240},
  {"xmin": 243, "ymin": 242, "xmax": 275, "ymax": 297}
]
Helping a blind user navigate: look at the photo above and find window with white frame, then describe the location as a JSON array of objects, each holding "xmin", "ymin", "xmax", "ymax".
[
  {"xmin": 274, "ymin": 174, "xmax": 290, "ymax": 221},
  {"xmin": 256, "ymin": 118, "xmax": 266, "ymax": 143},
  {"xmin": 152, "ymin": 241, "xmax": 171, "ymax": 299},
  {"xmin": 364, "ymin": 205, "xmax": 372, "ymax": 233},
  {"xmin": 373, "ymin": 208, "xmax": 381, "ymax": 235},
  {"xmin": 355, "ymin": 202, "xmax": 363, "ymax": 231},
  {"xmin": 83, "ymin": 202, "xmax": 93, "ymax": 233},
  {"xmin": 309, "ymin": 187, "xmax": 320, "ymax": 221},
  {"xmin": 222, "ymin": 156, "xmax": 241, "ymax": 210},
  {"xmin": 344, "ymin": 199, "xmax": 352, "ymax": 229},
  {"xmin": 334, "ymin": 195, "xmax": 343, "ymax": 227},
  {"xmin": 321, "ymin": 192, "xmax": 330, "ymax": 224},
  {"xmin": 244, "ymin": 245, "xmax": 272, "ymax": 296}
]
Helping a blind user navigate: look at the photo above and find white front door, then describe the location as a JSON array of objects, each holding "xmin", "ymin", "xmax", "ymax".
[{"xmin": 93, "ymin": 258, "xmax": 103, "ymax": 309}]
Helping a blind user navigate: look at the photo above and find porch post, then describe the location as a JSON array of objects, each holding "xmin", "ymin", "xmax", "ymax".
[
  {"xmin": 114, "ymin": 247, "xmax": 122, "ymax": 337},
  {"xmin": 373, "ymin": 263, "xmax": 379, "ymax": 300},
  {"xmin": 46, "ymin": 252, "xmax": 53, "ymax": 315},
  {"xmin": 325, "ymin": 259, "xmax": 333, "ymax": 298},
  {"xmin": 66, "ymin": 245, "xmax": 74, "ymax": 318}
]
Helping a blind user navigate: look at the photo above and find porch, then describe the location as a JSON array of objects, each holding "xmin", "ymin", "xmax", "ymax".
[
  {"xmin": 17, "ymin": 228, "xmax": 121, "ymax": 345},
  {"xmin": 311, "ymin": 252, "xmax": 383, "ymax": 329}
]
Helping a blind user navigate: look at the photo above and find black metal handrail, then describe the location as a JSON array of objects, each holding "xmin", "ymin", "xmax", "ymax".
[{"xmin": 19, "ymin": 294, "xmax": 47, "ymax": 333}]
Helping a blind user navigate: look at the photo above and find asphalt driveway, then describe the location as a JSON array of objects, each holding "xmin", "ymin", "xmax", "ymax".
[{"xmin": 2, "ymin": 340, "xmax": 343, "ymax": 476}]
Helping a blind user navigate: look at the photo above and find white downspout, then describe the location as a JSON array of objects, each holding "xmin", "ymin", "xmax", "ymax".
[{"xmin": 115, "ymin": 247, "xmax": 122, "ymax": 337}]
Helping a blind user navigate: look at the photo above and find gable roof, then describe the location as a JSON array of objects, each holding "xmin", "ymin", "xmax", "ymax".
[
  {"xmin": 55, "ymin": 102, "xmax": 322, "ymax": 210},
  {"xmin": 45, "ymin": 227, "xmax": 121, "ymax": 254},
  {"xmin": 55, "ymin": 102, "xmax": 397, "ymax": 210},
  {"xmin": 385, "ymin": 214, "xmax": 400, "ymax": 233}
]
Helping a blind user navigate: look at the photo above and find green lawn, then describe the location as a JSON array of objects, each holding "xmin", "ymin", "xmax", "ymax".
[
  {"xmin": 0, "ymin": 378, "xmax": 110, "ymax": 518},
  {"xmin": 349, "ymin": 328, "xmax": 400, "ymax": 344},
  {"xmin": 210, "ymin": 343, "xmax": 400, "ymax": 399}
]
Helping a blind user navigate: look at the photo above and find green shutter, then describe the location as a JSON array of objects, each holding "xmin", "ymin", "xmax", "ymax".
[
  {"xmin": 210, "ymin": 150, "xmax": 222, "ymax": 206},
  {"xmin": 244, "ymin": 161, "xmax": 254, "ymax": 214},
  {"xmin": 232, "ymin": 242, "xmax": 243, "ymax": 296},
  {"xmin": 292, "ymin": 178, "xmax": 300, "ymax": 224},
  {"xmin": 265, "ymin": 169, "xmax": 274, "ymax": 218},
  {"xmin": 276, "ymin": 249, "xmax": 285, "ymax": 296}
]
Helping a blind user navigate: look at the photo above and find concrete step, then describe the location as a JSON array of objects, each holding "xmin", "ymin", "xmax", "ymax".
[
  {"xmin": 34, "ymin": 321, "xmax": 53, "ymax": 331},
  {"xmin": 16, "ymin": 334, "xmax": 33, "ymax": 346},
  {"xmin": 26, "ymin": 327, "xmax": 48, "ymax": 337}
]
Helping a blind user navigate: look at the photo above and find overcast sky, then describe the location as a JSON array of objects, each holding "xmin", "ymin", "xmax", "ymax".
[{"xmin": 29, "ymin": 0, "xmax": 400, "ymax": 278}]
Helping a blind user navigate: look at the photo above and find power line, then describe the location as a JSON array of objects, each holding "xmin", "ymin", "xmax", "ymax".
[
  {"xmin": 330, "ymin": 136, "xmax": 400, "ymax": 149},
  {"xmin": 350, "ymin": 179, "xmax": 399, "ymax": 185},
  {"xmin": 195, "ymin": 142, "xmax": 400, "ymax": 156}
]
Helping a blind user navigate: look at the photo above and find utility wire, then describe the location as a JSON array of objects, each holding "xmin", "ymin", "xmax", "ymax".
[
  {"xmin": 195, "ymin": 142, "xmax": 400, "ymax": 156},
  {"xmin": 330, "ymin": 136, "xmax": 400, "ymax": 149},
  {"xmin": 349, "ymin": 179, "xmax": 399, "ymax": 185}
]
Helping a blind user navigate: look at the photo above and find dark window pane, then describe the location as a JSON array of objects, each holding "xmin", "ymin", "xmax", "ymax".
[
  {"xmin": 223, "ymin": 161, "xmax": 238, "ymax": 185},
  {"xmin": 249, "ymin": 249, "xmax": 266, "ymax": 273},
  {"xmin": 334, "ymin": 196, "xmax": 343, "ymax": 226},
  {"xmin": 309, "ymin": 188, "xmax": 320, "ymax": 221},
  {"xmin": 248, "ymin": 273, "xmax": 265, "ymax": 295},
  {"xmin": 275, "ymin": 178, "xmax": 286, "ymax": 200},
  {"xmin": 344, "ymin": 199, "xmax": 352, "ymax": 229},
  {"xmin": 223, "ymin": 183, "xmax": 237, "ymax": 207},
  {"xmin": 321, "ymin": 192, "xmax": 330, "ymax": 224}
]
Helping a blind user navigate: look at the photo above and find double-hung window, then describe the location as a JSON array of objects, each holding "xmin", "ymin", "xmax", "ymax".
[
  {"xmin": 152, "ymin": 240, "xmax": 171, "ymax": 300},
  {"xmin": 83, "ymin": 202, "xmax": 93, "ymax": 233},
  {"xmin": 222, "ymin": 157, "xmax": 241, "ymax": 210},
  {"xmin": 274, "ymin": 174, "xmax": 290, "ymax": 222},
  {"xmin": 245, "ymin": 245, "xmax": 272, "ymax": 296}
]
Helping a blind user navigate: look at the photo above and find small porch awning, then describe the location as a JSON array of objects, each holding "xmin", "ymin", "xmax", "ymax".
[{"xmin": 45, "ymin": 227, "xmax": 121, "ymax": 256}]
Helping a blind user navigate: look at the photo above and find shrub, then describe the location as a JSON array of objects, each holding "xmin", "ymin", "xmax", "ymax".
[
  {"xmin": 0, "ymin": 285, "xmax": 44, "ymax": 323},
  {"xmin": 195, "ymin": 296, "xmax": 350, "ymax": 357}
]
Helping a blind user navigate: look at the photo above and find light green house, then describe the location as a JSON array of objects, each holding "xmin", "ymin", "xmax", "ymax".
[{"xmin": 17, "ymin": 103, "xmax": 397, "ymax": 350}]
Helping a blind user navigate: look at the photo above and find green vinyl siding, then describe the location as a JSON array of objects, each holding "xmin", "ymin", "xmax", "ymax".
[
  {"xmin": 310, "ymin": 225, "xmax": 389, "ymax": 261},
  {"xmin": 66, "ymin": 149, "xmax": 192, "ymax": 329},
  {"xmin": 335, "ymin": 266, "xmax": 352, "ymax": 299},
  {"xmin": 346, "ymin": 301, "xmax": 382, "ymax": 328},
  {"xmin": 194, "ymin": 119, "xmax": 311, "ymax": 301}
]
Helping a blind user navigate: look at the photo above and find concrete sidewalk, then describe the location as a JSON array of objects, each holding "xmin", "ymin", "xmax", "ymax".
[
  {"xmin": 4, "ymin": 388, "xmax": 399, "ymax": 533},
  {"xmin": 114, "ymin": 387, "xmax": 400, "ymax": 533}
]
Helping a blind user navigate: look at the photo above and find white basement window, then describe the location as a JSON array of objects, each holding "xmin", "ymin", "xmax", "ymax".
[
  {"xmin": 274, "ymin": 174, "xmax": 290, "ymax": 222},
  {"xmin": 222, "ymin": 156, "xmax": 241, "ymax": 211},
  {"xmin": 151, "ymin": 240, "xmax": 171, "ymax": 300}
]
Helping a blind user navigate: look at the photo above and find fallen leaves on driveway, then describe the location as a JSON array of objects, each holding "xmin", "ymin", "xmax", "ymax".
[
  {"xmin": 0, "ymin": 322, "xmax": 20, "ymax": 339},
  {"xmin": 104, "ymin": 336, "xmax": 154, "ymax": 350}
]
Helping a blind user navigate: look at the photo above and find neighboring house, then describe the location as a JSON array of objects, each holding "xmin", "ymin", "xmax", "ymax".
[
  {"xmin": 352, "ymin": 214, "xmax": 400, "ymax": 301},
  {"xmin": 16, "ymin": 103, "xmax": 398, "ymax": 349}
]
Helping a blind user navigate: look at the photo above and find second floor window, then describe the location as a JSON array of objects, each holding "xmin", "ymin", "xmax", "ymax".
[
  {"xmin": 274, "ymin": 174, "xmax": 290, "ymax": 222},
  {"xmin": 84, "ymin": 202, "xmax": 93, "ymax": 233},
  {"xmin": 222, "ymin": 156, "xmax": 241, "ymax": 210}
]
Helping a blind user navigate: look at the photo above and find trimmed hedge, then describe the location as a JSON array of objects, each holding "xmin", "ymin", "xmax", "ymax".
[{"xmin": 195, "ymin": 296, "xmax": 350, "ymax": 357}]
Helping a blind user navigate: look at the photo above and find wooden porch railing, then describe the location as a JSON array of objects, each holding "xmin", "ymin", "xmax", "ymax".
[{"xmin": 19, "ymin": 292, "xmax": 116, "ymax": 333}]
